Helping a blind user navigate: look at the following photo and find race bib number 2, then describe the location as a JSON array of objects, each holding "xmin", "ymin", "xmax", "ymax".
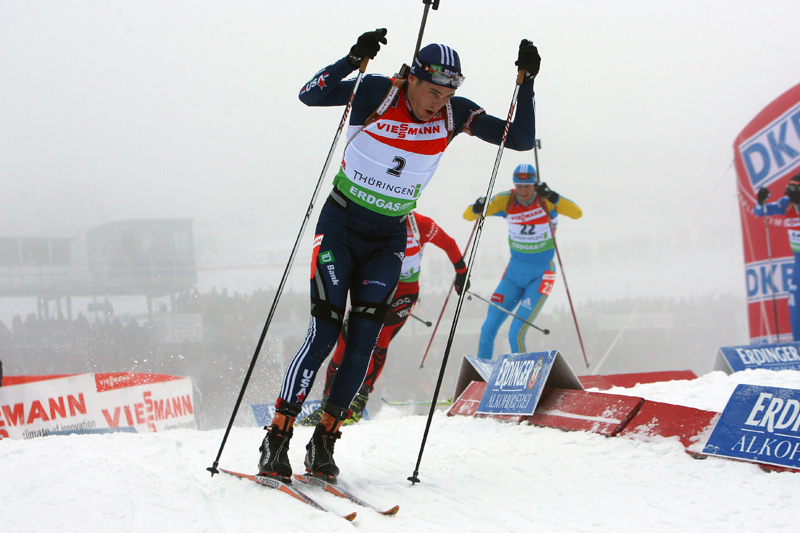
[{"xmin": 539, "ymin": 271, "xmax": 556, "ymax": 296}]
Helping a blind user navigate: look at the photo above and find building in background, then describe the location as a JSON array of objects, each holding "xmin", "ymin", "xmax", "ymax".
[{"xmin": 0, "ymin": 219, "xmax": 197, "ymax": 322}]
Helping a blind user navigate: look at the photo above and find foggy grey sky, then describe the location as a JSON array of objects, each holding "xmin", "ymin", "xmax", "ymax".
[{"xmin": 2, "ymin": 0, "xmax": 799, "ymax": 306}]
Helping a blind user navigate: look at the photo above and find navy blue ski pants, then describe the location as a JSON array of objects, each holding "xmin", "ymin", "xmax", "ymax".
[{"xmin": 278, "ymin": 193, "xmax": 406, "ymax": 412}]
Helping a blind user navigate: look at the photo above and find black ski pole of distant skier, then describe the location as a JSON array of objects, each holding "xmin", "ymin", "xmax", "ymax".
[
  {"xmin": 764, "ymin": 217, "xmax": 781, "ymax": 341},
  {"xmin": 411, "ymin": 313, "xmax": 433, "ymax": 327},
  {"xmin": 206, "ymin": 55, "xmax": 374, "ymax": 477},
  {"xmin": 419, "ymin": 219, "xmax": 479, "ymax": 369},
  {"xmin": 466, "ymin": 290, "xmax": 549, "ymax": 334},
  {"xmin": 534, "ymin": 141, "xmax": 590, "ymax": 368},
  {"xmin": 409, "ymin": 69, "xmax": 527, "ymax": 486}
]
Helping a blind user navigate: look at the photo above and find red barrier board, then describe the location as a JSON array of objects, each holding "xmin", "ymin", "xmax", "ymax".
[
  {"xmin": 578, "ymin": 370, "xmax": 698, "ymax": 390},
  {"xmin": 447, "ymin": 381, "xmax": 523, "ymax": 424},
  {"xmin": 617, "ymin": 400, "xmax": 719, "ymax": 452},
  {"xmin": 446, "ymin": 377, "xmax": 798, "ymax": 474},
  {"xmin": 447, "ymin": 381, "xmax": 487, "ymax": 417},
  {"xmin": 446, "ymin": 381, "xmax": 526, "ymax": 423},
  {"xmin": 526, "ymin": 389, "xmax": 645, "ymax": 436},
  {"xmin": 450, "ymin": 384, "xmax": 644, "ymax": 436}
]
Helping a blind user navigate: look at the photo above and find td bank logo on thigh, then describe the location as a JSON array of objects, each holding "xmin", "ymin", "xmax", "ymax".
[
  {"xmin": 319, "ymin": 251, "xmax": 334, "ymax": 264},
  {"xmin": 319, "ymin": 251, "xmax": 339, "ymax": 286}
]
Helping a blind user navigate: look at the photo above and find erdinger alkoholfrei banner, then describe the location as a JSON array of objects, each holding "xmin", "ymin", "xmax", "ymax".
[{"xmin": 736, "ymin": 82, "xmax": 800, "ymax": 344}]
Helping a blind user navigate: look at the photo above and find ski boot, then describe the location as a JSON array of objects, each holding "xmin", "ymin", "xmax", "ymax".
[
  {"xmin": 298, "ymin": 406, "xmax": 324, "ymax": 427},
  {"xmin": 304, "ymin": 400, "xmax": 347, "ymax": 483},
  {"xmin": 258, "ymin": 400, "xmax": 301, "ymax": 484},
  {"xmin": 298, "ymin": 394, "xmax": 327, "ymax": 427},
  {"xmin": 342, "ymin": 385, "xmax": 370, "ymax": 426}
]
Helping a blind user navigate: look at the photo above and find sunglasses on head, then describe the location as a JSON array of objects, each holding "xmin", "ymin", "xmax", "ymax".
[{"xmin": 422, "ymin": 64, "xmax": 465, "ymax": 88}]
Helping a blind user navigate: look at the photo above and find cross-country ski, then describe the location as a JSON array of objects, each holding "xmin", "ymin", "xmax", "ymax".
[
  {"xmin": 220, "ymin": 469, "xmax": 357, "ymax": 521},
  {"xmin": 294, "ymin": 474, "xmax": 400, "ymax": 515}
]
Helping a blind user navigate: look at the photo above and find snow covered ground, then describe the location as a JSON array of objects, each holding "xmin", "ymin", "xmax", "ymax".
[{"xmin": 3, "ymin": 369, "xmax": 800, "ymax": 532}]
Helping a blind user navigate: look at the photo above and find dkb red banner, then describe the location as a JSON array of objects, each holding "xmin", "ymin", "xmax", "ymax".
[{"xmin": 735, "ymin": 82, "xmax": 800, "ymax": 343}]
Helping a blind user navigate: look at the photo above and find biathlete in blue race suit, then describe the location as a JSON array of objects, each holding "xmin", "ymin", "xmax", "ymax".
[
  {"xmin": 463, "ymin": 164, "xmax": 582, "ymax": 359},
  {"xmin": 258, "ymin": 28, "xmax": 541, "ymax": 484},
  {"xmin": 755, "ymin": 172, "xmax": 800, "ymax": 341}
]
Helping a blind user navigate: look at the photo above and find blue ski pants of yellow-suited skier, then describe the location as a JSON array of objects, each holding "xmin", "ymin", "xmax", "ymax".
[{"xmin": 477, "ymin": 258, "xmax": 555, "ymax": 360}]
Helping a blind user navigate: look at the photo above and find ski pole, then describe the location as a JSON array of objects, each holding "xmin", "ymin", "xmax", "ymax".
[
  {"xmin": 397, "ymin": 0, "xmax": 441, "ymax": 79},
  {"xmin": 411, "ymin": 313, "xmax": 433, "ymax": 327},
  {"xmin": 207, "ymin": 55, "xmax": 373, "ymax": 477},
  {"xmin": 418, "ymin": 219, "xmax": 479, "ymax": 368},
  {"xmin": 763, "ymin": 216, "xmax": 781, "ymax": 341},
  {"xmin": 414, "ymin": 1, "xmax": 440, "ymax": 59},
  {"xmin": 409, "ymin": 69, "xmax": 527, "ymax": 486},
  {"xmin": 534, "ymin": 142, "xmax": 589, "ymax": 368},
  {"xmin": 466, "ymin": 290, "xmax": 549, "ymax": 334}
]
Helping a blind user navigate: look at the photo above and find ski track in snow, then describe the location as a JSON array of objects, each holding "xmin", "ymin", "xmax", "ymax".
[{"xmin": 3, "ymin": 369, "xmax": 800, "ymax": 532}]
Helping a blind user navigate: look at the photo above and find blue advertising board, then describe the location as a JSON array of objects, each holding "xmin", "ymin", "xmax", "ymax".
[
  {"xmin": 714, "ymin": 342, "xmax": 800, "ymax": 373},
  {"xmin": 703, "ymin": 384, "xmax": 800, "ymax": 470},
  {"xmin": 476, "ymin": 351, "xmax": 556, "ymax": 416}
]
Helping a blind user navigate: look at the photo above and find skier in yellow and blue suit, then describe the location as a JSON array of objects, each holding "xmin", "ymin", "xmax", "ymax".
[{"xmin": 464, "ymin": 163, "xmax": 582, "ymax": 359}]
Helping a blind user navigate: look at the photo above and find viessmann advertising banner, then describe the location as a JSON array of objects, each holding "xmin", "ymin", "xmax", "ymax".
[
  {"xmin": 735, "ymin": 82, "xmax": 800, "ymax": 344},
  {"xmin": 0, "ymin": 373, "xmax": 196, "ymax": 440}
]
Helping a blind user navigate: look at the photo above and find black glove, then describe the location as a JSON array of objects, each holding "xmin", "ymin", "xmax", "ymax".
[
  {"xmin": 535, "ymin": 182, "xmax": 560, "ymax": 203},
  {"xmin": 471, "ymin": 197, "xmax": 486, "ymax": 214},
  {"xmin": 515, "ymin": 39, "xmax": 541, "ymax": 82},
  {"xmin": 454, "ymin": 270, "xmax": 470, "ymax": 296},
  {"xmin": 453, "ymin": 258, "xmax": 469, "ymax": 296},
  {"xmin": 786, "ymin": 182, "xmax": 800, "ymax": 204},
  {"xmin": 347, "ymin": 28, "xmax": 388, "ymax": 68},
  {"xmin": 757, "ymin": 187, "xmax": 770, "ymax": 205}
]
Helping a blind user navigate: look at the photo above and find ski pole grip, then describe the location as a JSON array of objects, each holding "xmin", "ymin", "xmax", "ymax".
[
  {"xmin": 516, "ymin": 68, "xmax": 526, "ymax": 85},
  {"xmin": 359, "ymin": 57, "xmax": 370, "ymax": 73}
]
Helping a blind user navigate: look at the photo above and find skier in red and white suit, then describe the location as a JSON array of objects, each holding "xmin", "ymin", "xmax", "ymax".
[{"xmin": 303, "ymin": 211, "xmax": 467, "ymax": 425}]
